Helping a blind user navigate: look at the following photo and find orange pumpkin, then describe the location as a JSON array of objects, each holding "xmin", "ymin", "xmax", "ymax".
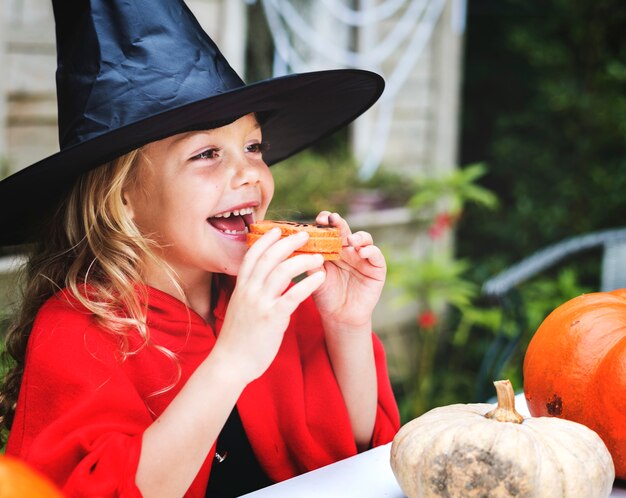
[
  {"xmin": 0, "ymin": 454, "xmax": 64, "ymax": 497},
  {"xmin": 523, "ymin": 288, "xmax": 626, "ymax": 479}
]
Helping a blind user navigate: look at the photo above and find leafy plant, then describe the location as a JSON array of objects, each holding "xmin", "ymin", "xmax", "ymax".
[
  {"xmin": 385, "ymin": 165, "xmax": 500, "ymax": 420},
  {"xmin": 269, "ymin": 151, "xmax": 490, "ymax": 222},
  {"xmin": 268, "ymin": 148, "xmax": 358, "ymax": 220},
  {"xmin": 495, "ymin": 268, "xmax": 592, "ymax": 389},
  {"xmin": 407, "ymin": 164, "xmax": 498, "ymax": 218},
  {"xmin": 388, "ymin": 251, "xmax": 482, "ymax": 419},
  {"xmin": 377, "ymin": 159, "xmax": 596, "ymax": 420},
  {"xmin": 459, "ymin": 0, "xmax": 626, "ymax": 273},
  {"xmin": 356, "ymin": 168, "xmax": 416, "ymax": 209}
]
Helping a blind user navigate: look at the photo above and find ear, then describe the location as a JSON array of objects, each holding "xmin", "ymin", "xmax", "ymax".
[{"xmin": 121, "ymin": 190, "xmax": 135, "ymax": 220}]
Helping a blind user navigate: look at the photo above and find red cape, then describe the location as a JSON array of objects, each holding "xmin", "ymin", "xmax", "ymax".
[{"xmin": 7, "ymin": 285, "xmax": 400, "ymax": 497}]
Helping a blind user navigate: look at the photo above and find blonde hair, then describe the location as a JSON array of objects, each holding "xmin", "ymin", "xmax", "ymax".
[{"xmin": 0, "ymin": 148, "xmax": 180, "ymax": 439}]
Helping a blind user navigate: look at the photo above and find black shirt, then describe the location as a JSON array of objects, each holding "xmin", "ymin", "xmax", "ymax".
[{"xmin": 205, "ymin": 407, "xmax": 273, "ymax": 497}]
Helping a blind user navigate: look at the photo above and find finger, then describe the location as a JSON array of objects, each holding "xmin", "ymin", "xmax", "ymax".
[
  {"xmin": 240, "ymin": 230, "xmax": 309, "ymax": 283},
  {"xmin": 316, "ymin": 211, "xmax": 352, "ymax": 245},
  {"xmin": 257, "ymin": 231, "xmax": 311, "ymax": 267},
  {"xmin": 356, "ymin": 245, "xmax": 387, "ymax": 270},
  {"xmin": 347, "ymin": 231, "xmax": 374, "ymax": 249},
  {"xmin": 315, "ymin": 211, "xmax": 332, "ymax": 225},
  {"xmin": 277, "ymin": 270, "xmax": 326, "ymax": 316},
  {"xmin": 315, "ymin": 211, "xmax": 347, "ymax": 230},
  {"xmin": 264, "ymin": 253, "xmax": 325, "ymax": 295},
  {"xmin": 238, "ymin": 227, "xmax": 282, "ymax": 281}
]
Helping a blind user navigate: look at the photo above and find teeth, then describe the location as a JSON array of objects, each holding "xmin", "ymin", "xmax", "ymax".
[
  {"xmin": 223, "ymin": 229, "xmax": 245, "ymax": 234},
  {"xmin": 213, "ymin": 206, "xmax": 255, "ymax": 218}
]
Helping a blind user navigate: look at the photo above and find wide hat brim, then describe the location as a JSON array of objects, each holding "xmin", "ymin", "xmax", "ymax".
[{"xmin": 0, "ymin": 69, "xmax": 383, "ymax": 247}]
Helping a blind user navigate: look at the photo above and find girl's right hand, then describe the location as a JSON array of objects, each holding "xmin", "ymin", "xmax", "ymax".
[{"xmin": 213, "ymin": 228, "xmax": 326, "ymax": 384}]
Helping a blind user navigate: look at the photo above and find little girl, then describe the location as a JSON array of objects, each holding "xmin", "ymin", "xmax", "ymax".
[{"xmin": 0, "ymin": 1, "xmax": 400, "ymax": 497}]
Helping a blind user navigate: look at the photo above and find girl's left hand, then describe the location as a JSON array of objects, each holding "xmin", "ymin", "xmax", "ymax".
[{"xmin": 311, "ymin": 211, "xmax": 386, "ymax": 330}]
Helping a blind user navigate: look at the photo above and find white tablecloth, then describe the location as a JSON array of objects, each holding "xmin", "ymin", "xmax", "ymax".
[
  {"xmin": 241, "ymin": 395, "xmax": 626, "ymax": 497},
  {"xmin": 241, "ymin": 442, "xmax": 626, "ymax": 498}
]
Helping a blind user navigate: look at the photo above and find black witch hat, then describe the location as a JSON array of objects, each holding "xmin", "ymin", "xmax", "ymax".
[{"xmin": 0, "ymin": 0, "xmax": 383, "ymax": 247}]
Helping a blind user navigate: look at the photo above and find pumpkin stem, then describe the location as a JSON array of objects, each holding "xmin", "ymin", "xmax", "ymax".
[{"xmin": 484, "ymin": 380, "xmax": 524, "ymax": 424}]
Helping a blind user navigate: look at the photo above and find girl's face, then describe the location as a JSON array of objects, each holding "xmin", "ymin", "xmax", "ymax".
[{"xmin": 125, "ymin": 113, "xmax": 274, "ymax": 282}]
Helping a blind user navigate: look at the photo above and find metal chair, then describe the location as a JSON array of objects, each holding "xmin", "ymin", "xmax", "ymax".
[{"xmin": 476, "ymin": 227, "xmax": 626, "ymax": 400}]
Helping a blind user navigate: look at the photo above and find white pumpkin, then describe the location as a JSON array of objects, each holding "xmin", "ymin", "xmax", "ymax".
[{"xmin": 390, "ymin": 380, "xmax": 615, "ymax": 498}]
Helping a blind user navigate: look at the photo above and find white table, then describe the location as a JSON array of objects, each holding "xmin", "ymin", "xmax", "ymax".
[
  {"xmin": 241, "ymin": 395, "xmax": 626, "ymax": 497},
  {"xmin": 240, "ymin": 442, "xmax": 626, "ymax": 498}
]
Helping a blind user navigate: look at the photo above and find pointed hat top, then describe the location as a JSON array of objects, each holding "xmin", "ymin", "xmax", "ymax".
[{"xmin": 53, "ymin": 0, "xmax": 245, "ymax": 149}]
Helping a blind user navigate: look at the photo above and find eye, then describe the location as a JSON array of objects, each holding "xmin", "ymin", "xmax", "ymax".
[
  {"xmin": 246, "ymin": 142, "xmax": 270, "ymax": 154},
  {"xmin": 191, "ymin": 148, "xmax": 220, "ymax": 160}
]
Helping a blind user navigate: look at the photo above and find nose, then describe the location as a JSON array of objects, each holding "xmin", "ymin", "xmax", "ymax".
[{"xmin": 230, "ymin": 154, "xmax": 262, "ymax": 189}]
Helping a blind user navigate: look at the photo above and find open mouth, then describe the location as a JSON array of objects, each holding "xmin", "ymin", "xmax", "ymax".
[{"xmin": 207, "ymin": 206, "xmax": 255, "ymax": 235}]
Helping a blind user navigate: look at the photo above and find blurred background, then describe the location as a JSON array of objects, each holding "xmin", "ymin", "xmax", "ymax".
[{"xmin": 1, "ymin": 0, "xmax": 625, "ymax": 422}]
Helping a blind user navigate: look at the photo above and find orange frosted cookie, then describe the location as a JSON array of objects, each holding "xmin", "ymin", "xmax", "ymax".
[{"xmin": 246, "ymin": 220, "xmax": 342, "ymax": 260}]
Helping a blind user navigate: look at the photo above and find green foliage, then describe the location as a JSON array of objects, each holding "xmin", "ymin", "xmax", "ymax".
[
  {"xmin": 391, "ymin": 261, "xmax": 592, "ymax": 421},
  {"xmin": 407, "ymin": 164, "xmax": 499, "ymax": 217},
  {"xmin": 520, "ymin": 268, "xmax": 592, "ymax": 331},
  {"xmin": 388, "ymin": 249, "xmax": 484, "ymax": 420},
  {"xmin": 389, "ymin": 253, "xmax": 476, "ymax": 312},
  {"xmin": 357, "ymin": 168, "xmax": 416, "ymax": 208},
  {"xmin": 442, "ymin": 1, "xmax": 626, "ymax": 410},
  {"xmin": 459, "ymin": 0, "xmax": 626, "ymax": 272},
  {"xmin": 268, "ymin": 149, "xmax": 358, "ymax": 220},
  {"xmin": 268, "ymin": 147, "xmax": 454, "ymax": 222},
  {"xmin": 383, "ymin": 154, "xmax": 597, "ymax": 421},
  {"xmin": 385, "ymin": 165, "xmax": 501, "ymax": 420},
  {"xmin": 491, "ymin": 268, "xmax": 592, "ymax": 397}
]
